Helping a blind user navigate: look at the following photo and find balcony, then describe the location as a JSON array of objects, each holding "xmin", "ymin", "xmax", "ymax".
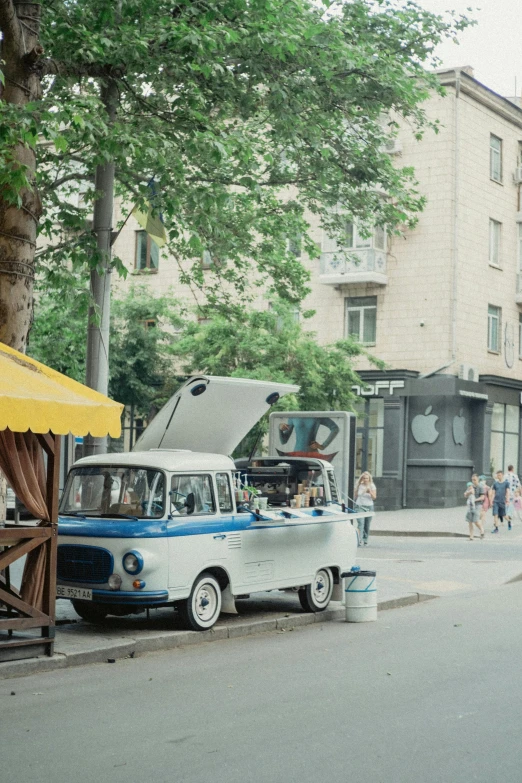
[{"xmin": 319, "ymin": 247, "xmax": 388, "ymax": 286}]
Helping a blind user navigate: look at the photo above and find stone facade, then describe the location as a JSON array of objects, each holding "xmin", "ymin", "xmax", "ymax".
[{"xmin": 113, "ymin": 68, "xmax": 522, "ymax": 509}]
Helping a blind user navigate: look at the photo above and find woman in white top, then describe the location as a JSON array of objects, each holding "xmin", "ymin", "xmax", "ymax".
[{"xmin": 355, "ymin": 471, "xmax": 377, "ymax": 546}]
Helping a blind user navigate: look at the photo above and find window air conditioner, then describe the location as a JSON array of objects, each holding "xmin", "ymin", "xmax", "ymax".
[
  {"xmin": 513, "ymin": 166, "xmax": 522, "ymax": 184},
  {"xmin": 458, "ymin": 364, "xmax": 480, "ymax": 383}
]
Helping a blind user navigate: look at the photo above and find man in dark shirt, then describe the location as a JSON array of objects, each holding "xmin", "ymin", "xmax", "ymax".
[{"xmin": 490, "ymin": 470, "xmax": 510, "ymax": 534}]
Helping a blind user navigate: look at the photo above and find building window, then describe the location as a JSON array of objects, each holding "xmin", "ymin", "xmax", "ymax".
[
  {"xmin": 287, "ymin": 234, "xmax": 302, "ymax": 258},
  {"xmin": 374, "ymin": 224, "xmax": 386, "ymax": 251},
  {"xmin": 354, "ymin": 398, "xmax": 384, "ymax": 479},
  {"xmin": 490, "ymin": 135, "xmax": 502, "ymax": 183},
  {"xmin": 490, "ymin": 403, "xmax": 519, "ymax": 474},
  {"xmin": 346, "ymin": 296, "xmax": 377, "ymax": 344},
  {"xmin": 322, "ymin": 222, "xmax": 386, "ymax": 253},
  {"xmin": 268, "ymin": 301, "xmax": 300, "ymax": 326},
  {"xmin": 489, "ymin": 219, "xmax": 501, "ymax": 267},
  {"xmin": 202, "ymin": 250, "xmax": 213, "ymax": 269},
  {"xmin": 343, "ymin": 221, "xmax": 381, "ymax": 249},
  {"xmin": 135, "ymin": 231, "xmax": 159, "ymax": 270},
  {"xmin": 487, "ymin": 304, "xmax": 501, "ymax": 352}
]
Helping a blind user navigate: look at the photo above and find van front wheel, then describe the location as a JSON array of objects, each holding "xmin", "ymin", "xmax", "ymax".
[
  {"xmin": 298, "ymin": 567, "xmax": 333, "ymax": 613},
  {"xmin": 179, "ymin": 572, "xmax": 222, "ymax": 631}
]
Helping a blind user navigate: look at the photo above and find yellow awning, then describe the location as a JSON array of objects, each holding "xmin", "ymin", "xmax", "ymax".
[{"xmin": 0, "ymin": 342, "xmax": 124, "ymax": 437}]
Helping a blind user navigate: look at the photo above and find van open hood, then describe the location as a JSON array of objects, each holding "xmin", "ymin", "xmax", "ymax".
[{"xmin": 133, "ymin": 376, "xmax": 300, "ymax": 456}]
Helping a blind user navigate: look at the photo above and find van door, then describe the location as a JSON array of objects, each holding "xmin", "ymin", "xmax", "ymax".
[{"xmin": 167, "ymin": 473, "xmax": 227, "ymax": 590}]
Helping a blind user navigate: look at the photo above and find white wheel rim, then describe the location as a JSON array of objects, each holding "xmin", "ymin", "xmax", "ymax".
[
  {"xmin": 313, "ymin": 569, "xmax": 331, "ymax": 607},
  {"xmin": 193, "ymin": 582, "xmax": 219, "ymax": 625}
]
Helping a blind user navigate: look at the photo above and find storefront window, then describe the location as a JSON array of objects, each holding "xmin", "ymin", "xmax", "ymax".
[
  {"xmin": 490, "ymin": 403, "xmax": 519, "ymax": 473},
  {"xmin": 354, "ymin": 398, "xmax": 384, "ymax": 481}
]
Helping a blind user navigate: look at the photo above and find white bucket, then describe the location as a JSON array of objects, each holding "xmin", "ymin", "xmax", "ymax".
[{"xmin": 344, "ymin": 570, "xmax": 377, "ymax": 622}]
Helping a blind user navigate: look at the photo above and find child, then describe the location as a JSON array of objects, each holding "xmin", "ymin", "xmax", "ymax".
[
  {"xmin": 465, "ymin": 481, "xmax": 484, "ymax": 540},
  {"xmin": 479, "ymin": 475, "xmax": 490, "ymax": 527}
]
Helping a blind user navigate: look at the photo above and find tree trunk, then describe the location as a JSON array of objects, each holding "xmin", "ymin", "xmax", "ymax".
[
  {"xmin": 0, "ymin": 1, "xmax": 42, "ymax": 350},
  {"xmin": 83, "ymin": 80, "xmax": 118, "ymax": 456}
]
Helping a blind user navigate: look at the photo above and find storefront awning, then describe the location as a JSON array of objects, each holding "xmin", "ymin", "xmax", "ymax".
[{"xmin": 0, "ymin": 341, "xmax": 123, "ymax": 437}]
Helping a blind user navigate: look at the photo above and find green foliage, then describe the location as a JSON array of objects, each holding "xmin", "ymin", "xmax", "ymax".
[
  {"xmin": 109, "ymin": 287, "xmax": 183, "ymax": 411},
  {"xmin": 2, "ymin": 0, "xmax": 473, "ymax": 313},
  {"xmin": 26, "ymin": 285, "xmax": 90, "ymax": 382},
  {"xmin": 169, "ymin": 300, "xmax": 384, "ymax": 455},
  {"xmin": 28, "ymin": 284, "xmax": 183, "ymax": 413}
]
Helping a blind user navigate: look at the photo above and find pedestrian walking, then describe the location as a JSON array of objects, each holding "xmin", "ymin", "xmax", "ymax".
[
  {"xmin": 490, "ymin": 470, "xmax": 510, "ymax": 533},
  {"xmin": 505, "ymin": 465, "xmax": 520, "ymax": 529},
  {"xmin": 355, "ymin": 471, "xmax": 376, "ymax": 547},
  {"xmin": 465, "ymin": 474, "xmax": 485, "ymax": 540},
  {"xmin": 479, "ymin": 474, "xmax": 490, "ymax": 527}
]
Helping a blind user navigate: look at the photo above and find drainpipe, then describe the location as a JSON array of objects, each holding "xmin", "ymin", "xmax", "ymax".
[
  {"xmin": 451, "ymin": 72, "xmax": 461, "ymax": 366},
  {"xmin": 401, "ymin": 395, "xmax": 410, "ymax": 508}
]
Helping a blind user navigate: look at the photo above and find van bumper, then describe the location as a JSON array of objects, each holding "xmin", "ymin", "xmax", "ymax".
[{"xmin": 90, "ymin": 589, "xmax": 170, "ymax": 604}]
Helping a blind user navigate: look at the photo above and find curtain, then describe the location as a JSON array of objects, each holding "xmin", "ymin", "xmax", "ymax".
[
  {"xmin": 0, "ymin": 429, "xmax": 48, "ymax": 520},
  {"xmin": 0, "ymin": 429, "xmax": 50, "ymax": 611}
]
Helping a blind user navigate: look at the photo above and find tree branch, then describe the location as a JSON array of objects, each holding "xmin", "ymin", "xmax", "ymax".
[
  {"xmin": 42, "ymin": 172, "xmax": 94, "ymax": 192},
  {"xmin": 40, "ymin": 59, "xmax": 125, "ymax": 80}
]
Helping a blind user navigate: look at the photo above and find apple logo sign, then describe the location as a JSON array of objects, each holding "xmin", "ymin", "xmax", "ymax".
[
  {"xmin": 411, "ymin": 405, "xmax": 439, "ymax": 444},
  {"xmin": 453, "ymin": 409, "xmax": 466, "ymax": 445}
]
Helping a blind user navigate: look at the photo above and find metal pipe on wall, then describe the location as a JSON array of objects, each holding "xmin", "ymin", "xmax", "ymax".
[{"xmin": 402, "ymin": 395, "xmax": 410, "ymax": 508}]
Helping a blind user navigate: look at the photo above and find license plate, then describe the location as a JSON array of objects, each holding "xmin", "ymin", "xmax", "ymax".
[{"xmin": 57, "ymin": 585, "xmax": 92, "ymax": 601}]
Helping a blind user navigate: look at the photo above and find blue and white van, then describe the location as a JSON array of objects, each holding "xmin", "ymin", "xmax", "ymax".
[{"xmin": 57, "ymin": 376, "xmax": 358, "ymax": 630}]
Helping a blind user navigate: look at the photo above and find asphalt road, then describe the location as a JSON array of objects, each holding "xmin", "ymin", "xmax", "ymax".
[
  {"xmin": 10, "ymin": 529, "xmax": 522, "ymax": 624},
  {"xmin": 3, "ymin": 582, "xmax": 522, "ymax": 783}
]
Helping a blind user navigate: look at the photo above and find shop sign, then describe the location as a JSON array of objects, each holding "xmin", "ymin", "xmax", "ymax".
[
  {"xmin": 352, "ymin": 380, "xmax": 405, "ymax": 397},
  {"xmin": 459, "ymin": 390, "xmax": 488, "ymax": 401}
]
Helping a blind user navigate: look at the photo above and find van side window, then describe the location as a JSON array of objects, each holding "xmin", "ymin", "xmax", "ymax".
[
  {"xmin": 216, "ymin": 473, "xmax": 233, "ymax": 513},
  {"xmin": 170, "ymin": 474, "xmax": 215, "ymax": 516},
  {"xmin": 327, "ymin": 470, "xmax": 339, "ymax": 503}
]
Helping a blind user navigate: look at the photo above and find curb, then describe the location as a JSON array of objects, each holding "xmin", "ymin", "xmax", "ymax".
[
  {"xmin": 378, "ymin": 592, "xmax": 437, "ymax": 611},
  {"xmin": 0, "ymin": 594, "xmax": 434, "ymax": 681},
  {"xmin": 373, "ymin": 530, "xmax": 468, "ymax": 538}
]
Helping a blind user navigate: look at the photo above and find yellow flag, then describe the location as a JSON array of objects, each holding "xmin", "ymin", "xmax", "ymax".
[{"xmin": 132, "ymin": 203, "xmax": 167, "ymax": 248}]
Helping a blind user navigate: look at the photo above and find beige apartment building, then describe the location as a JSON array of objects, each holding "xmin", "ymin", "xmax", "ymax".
[{"xmin": 112, "ymin": 68, "xmax": 522, "ymax": 509}]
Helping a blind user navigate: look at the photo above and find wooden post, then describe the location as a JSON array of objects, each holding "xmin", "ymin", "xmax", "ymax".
[{"xmin": 41, "ymin": 433, "xmax": 60, "ymax": 644}]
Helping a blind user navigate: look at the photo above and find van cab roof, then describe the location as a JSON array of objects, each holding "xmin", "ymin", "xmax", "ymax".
[{"xmin": 73, "ymin": 450, "xmax": 235, "ymax": 473}]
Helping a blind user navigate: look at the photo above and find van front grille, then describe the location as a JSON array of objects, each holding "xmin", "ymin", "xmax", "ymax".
[{"xmin": 57, "ymin": 545, "xmax": 113, "ymax": 584}]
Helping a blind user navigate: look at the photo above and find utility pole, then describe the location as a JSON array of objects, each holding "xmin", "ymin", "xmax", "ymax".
[{"xmin": 83, "ymin": 79, "xmax": 118, "ymax": 456}]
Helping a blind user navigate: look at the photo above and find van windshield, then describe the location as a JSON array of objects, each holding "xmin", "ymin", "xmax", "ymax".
[{"xmin": 60, "ymin": 466, "xmax": 165, "ymax": 519}]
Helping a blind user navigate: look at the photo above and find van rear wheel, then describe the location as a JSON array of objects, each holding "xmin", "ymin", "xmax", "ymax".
[
  {"xmin": 179, "ymin": 572, "xmax": 222, "ymax": 631},
  {"xmin": 72, "ymin": 600, "xmax": 108, "ymax": 624},
  {"xmin": 298, "ymin": 567, "xmax": 333, "ymax": 613}
]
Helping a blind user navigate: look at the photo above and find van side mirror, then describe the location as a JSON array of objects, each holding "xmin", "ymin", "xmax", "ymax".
[{"xmin": 186, "ymin": 492, "xmax": 195, "ymax": 515}]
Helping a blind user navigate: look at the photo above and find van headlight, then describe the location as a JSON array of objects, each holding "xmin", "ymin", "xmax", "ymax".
[
  {"xmin": 122, "ymin": 551, "xmax": 144, "ymax": 575},
  {"xmin": 108, "ymin": 573, "xmax": 122, "ymax": 590}
]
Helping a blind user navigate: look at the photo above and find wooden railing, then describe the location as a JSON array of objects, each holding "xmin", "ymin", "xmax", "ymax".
[{"xmin": 0, "ymin": 523, "xmax": 57, "ymax": 662}]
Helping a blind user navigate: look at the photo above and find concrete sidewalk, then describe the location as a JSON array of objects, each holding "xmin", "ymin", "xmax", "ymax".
[{"xmin": 372, "ymin": 504, "xmax": 469, "ymax": 537}]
